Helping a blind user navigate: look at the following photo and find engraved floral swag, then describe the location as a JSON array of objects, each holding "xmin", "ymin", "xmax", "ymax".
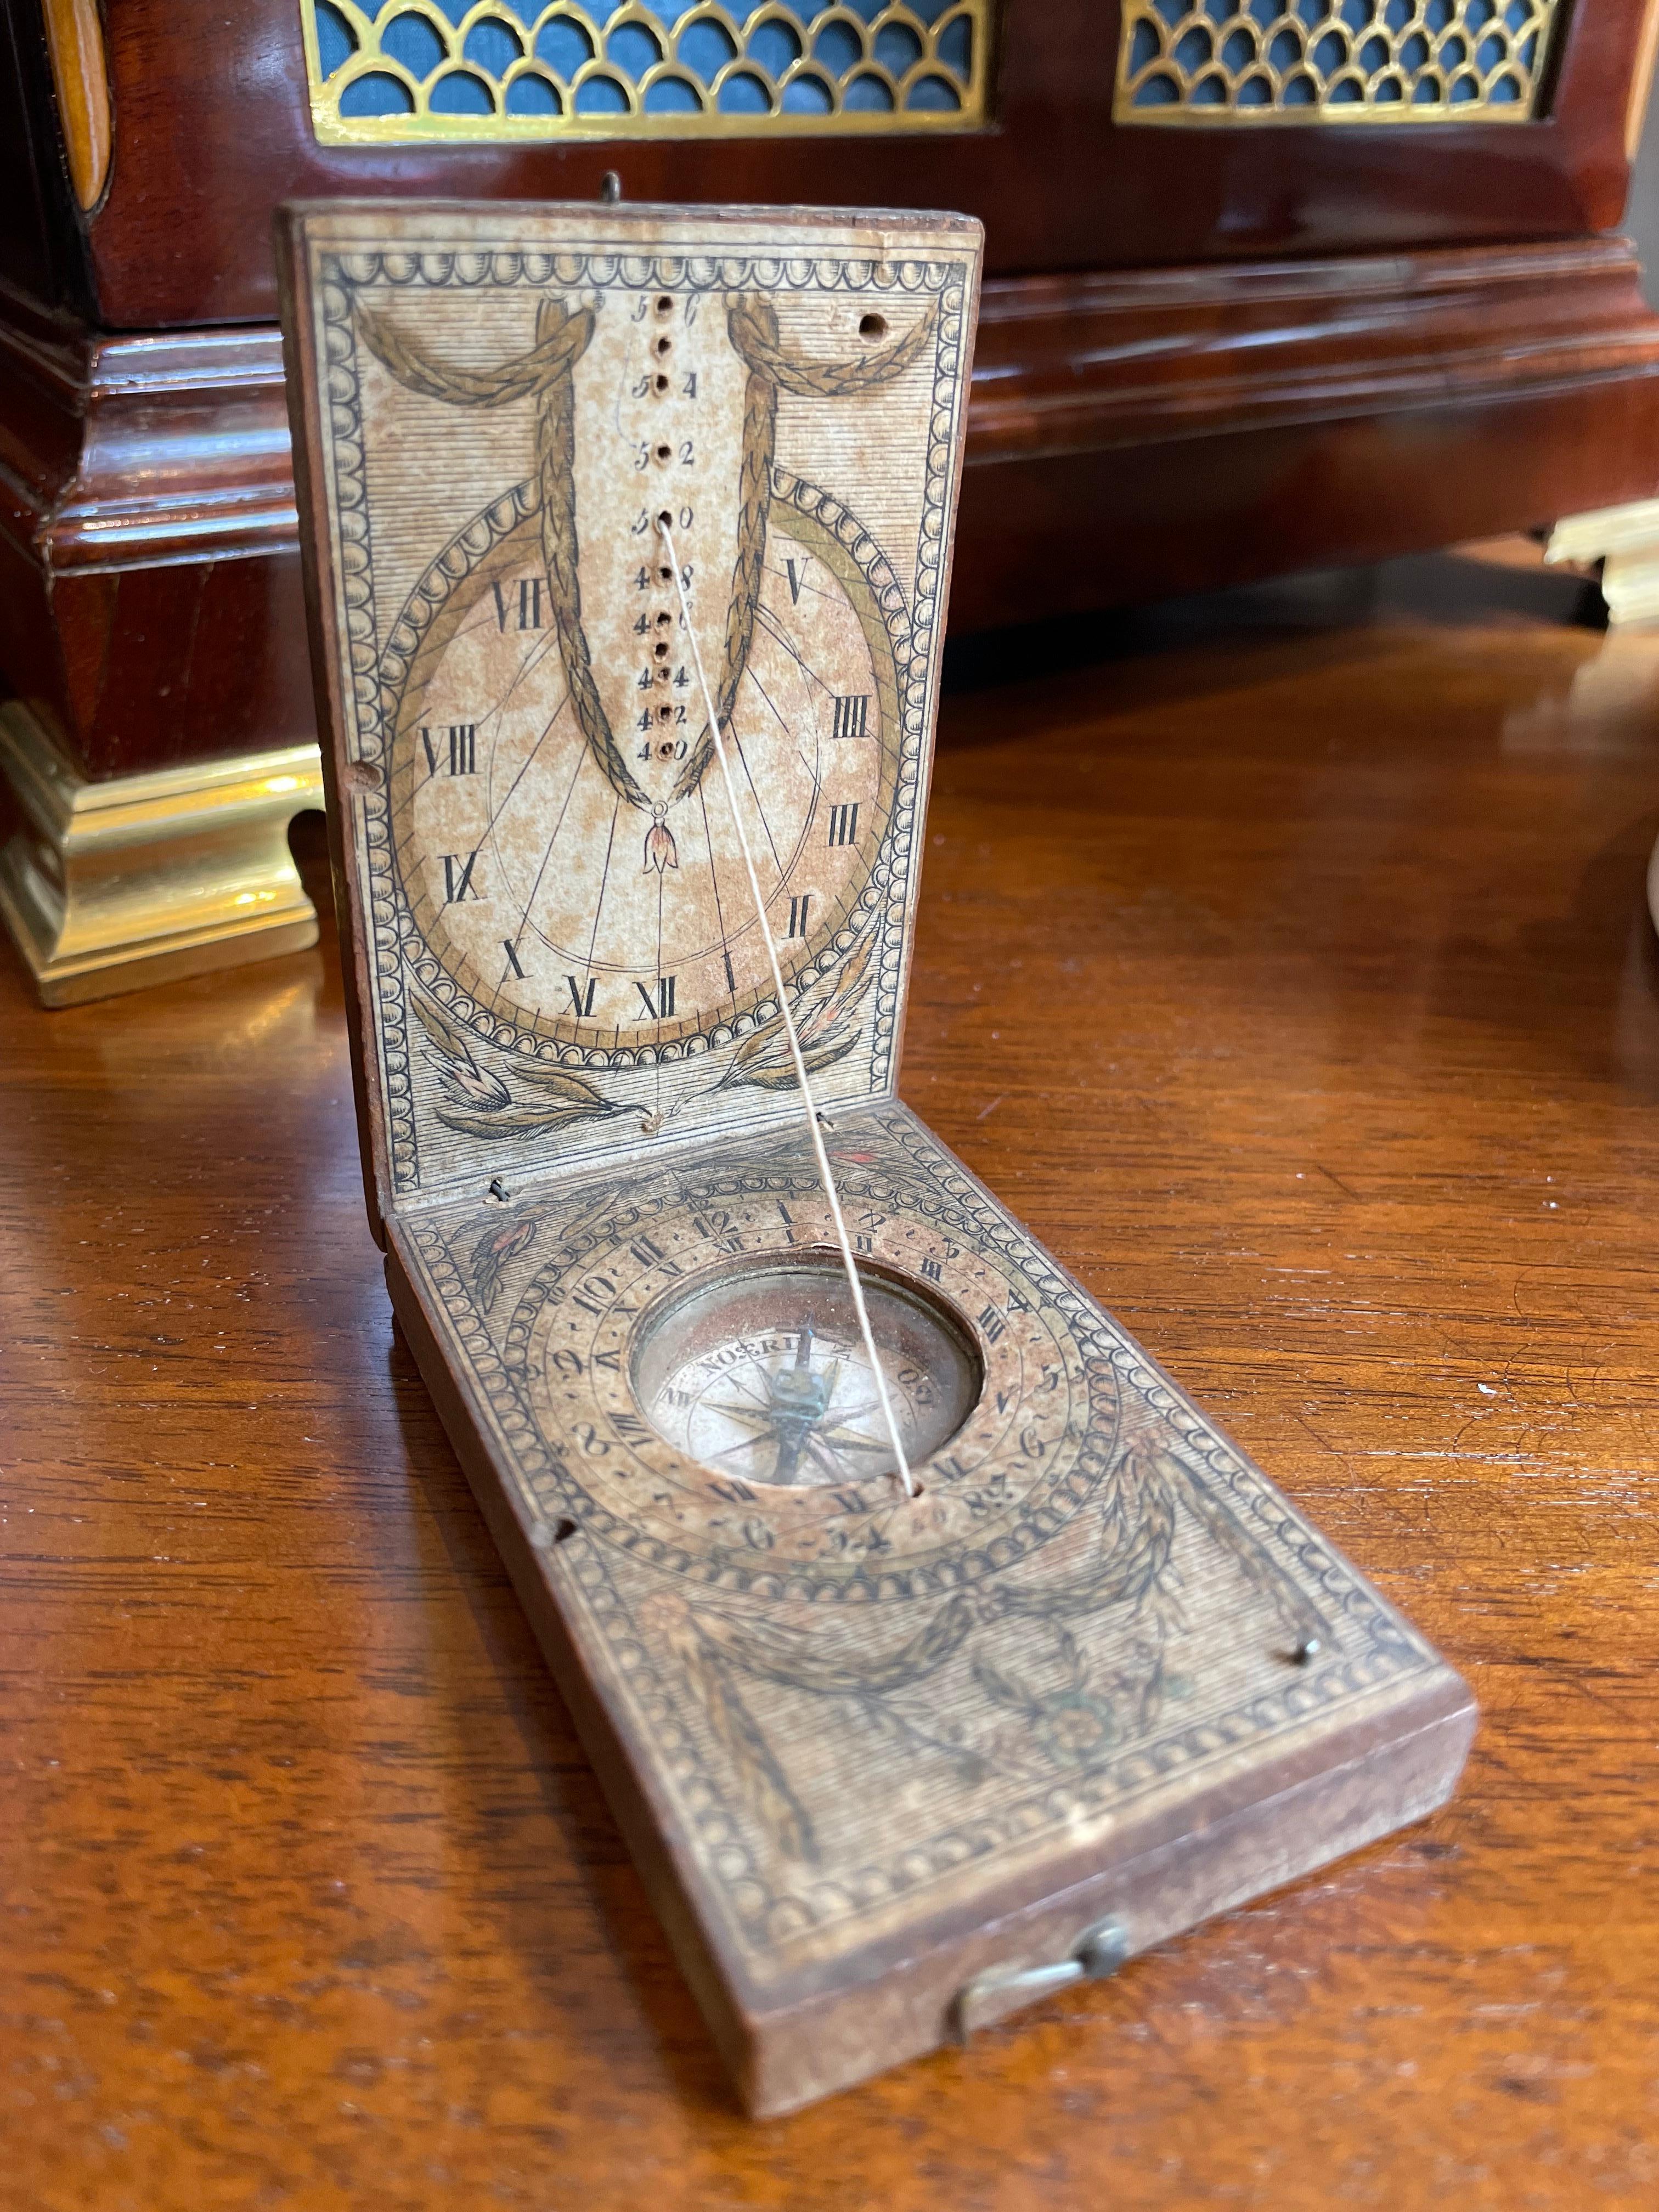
[
  {"xmin": 970, "ymin": 1624, "xmax": 1127, "ymax": 1778},
  {"xmin": 640, "ymin": 1441, "xmax": 1334, "ymax": 1865},
  {"xmin": 467, "ymin": 1182, "xmax": 624, "ymax": 1315},
  {"xmin": 646, "ymin": 1445, "xmax": 1183, "ymax": 1865},
  {"xmin": 411, "ymin": 989, "xmax": 627, "ymax": 1142},
  {"xmin": 704, "ymin": 923, "xmax": 878, "ymax": 1102},
  {"xmin": 413, "ymin": 917, "xmax": 876, "ymax": 1150},
  {"xmin": 356, "ymin": 288, "xmax": 935, "ymax": 864}
]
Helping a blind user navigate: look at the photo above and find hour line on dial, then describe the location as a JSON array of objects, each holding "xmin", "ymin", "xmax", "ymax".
[{"xmin": 393, "ymin": 504, "xmax": 894, "ymax": 1052}]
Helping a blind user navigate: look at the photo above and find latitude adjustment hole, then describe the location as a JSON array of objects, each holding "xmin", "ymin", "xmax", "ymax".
[
  {"xmin": 657, "ymin": 508, "xmax": 673, "ymax": 527},
  {"xmin": 656, "ymin": 741, "xmax": 676, "ymax": 758},
  {"xmin": 653, "ymin": 334, "xmax": 672, "ymax": 358},
  {"xmin": 653, "ymin": 641, "xmax": 670, "ymax": 660},
  {"xmin": 657, "ymin": 564, "xmax": 673, "ymax": 580},
  {"xmin": 653, "ymin": 442, "xmax": 672, "ymax": 464},
  {"xmin": 654, "ymin": 610, "xmax": 672, "ymax": 629},
  {"xmin": 859, "ymin": 312, "xmax": 888, "ymax": 342},
  {"xmin": 654, "ymin": 294, "xmax": 674, "ymax": 316},
  {"xmin": 653, "ymin": 374, "xmax": 670, "ymax": 394},
  {"xmin": 656, "ymin": 704, "xmax": 673, "ymax": 723}
]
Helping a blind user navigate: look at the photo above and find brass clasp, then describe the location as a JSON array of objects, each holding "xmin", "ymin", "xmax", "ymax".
[{"xmin": 955, "ymin": 1915, "xmax": 1130, "ymax": 2041}]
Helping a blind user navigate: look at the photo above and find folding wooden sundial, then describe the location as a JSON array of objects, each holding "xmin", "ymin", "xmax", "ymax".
[{"xmin": 278, "ymin": 198, "xmax": 1475, "ymax": 2117}]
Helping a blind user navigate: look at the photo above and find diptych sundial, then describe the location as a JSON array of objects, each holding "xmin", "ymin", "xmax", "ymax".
[{"xmin": 279, "ymin": 199, "xmax": 1474, "ymax": 2115}]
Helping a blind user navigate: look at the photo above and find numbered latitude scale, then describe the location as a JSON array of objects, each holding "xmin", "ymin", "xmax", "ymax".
[{"xmin": 278, "ymin": 199, "xmax": 1474, "ymax": 2117}]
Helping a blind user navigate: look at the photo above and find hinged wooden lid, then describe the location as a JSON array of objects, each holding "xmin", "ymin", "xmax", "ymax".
[{"xmin": 278, "ymin": 198, "xmax": 982, "ymax": 1240}]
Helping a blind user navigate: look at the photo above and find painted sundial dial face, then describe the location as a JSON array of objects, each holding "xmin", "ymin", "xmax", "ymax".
[{"xmin": 382, "ymin": 282, "xmax": 905, "ymax": 1059}]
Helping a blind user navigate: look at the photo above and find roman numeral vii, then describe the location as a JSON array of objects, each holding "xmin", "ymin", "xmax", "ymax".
[{"xmin": 493, "ymin": 578, "xmax": 545, "ymax": 631}]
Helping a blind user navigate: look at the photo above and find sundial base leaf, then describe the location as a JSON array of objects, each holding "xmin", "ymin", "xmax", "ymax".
[{"xmin": 382, "ymin": 1102, "xmax": 1474, "ymax": 2115}]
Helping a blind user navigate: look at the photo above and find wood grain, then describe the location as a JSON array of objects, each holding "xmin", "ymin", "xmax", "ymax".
[
  {"xmin": 9, "ymin": 237, "xmax": 1659, "ymax": 780},
  {"xmin": 8, "ymin": 0, "xmax": 1651, "ymax": 330},
  {"xmin": 2, "ymin": 543, "xmax": 1656, "ymax": 2199}
]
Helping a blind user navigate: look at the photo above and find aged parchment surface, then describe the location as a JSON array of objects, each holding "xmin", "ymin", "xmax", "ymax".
[{"xmin": 298, "ymin": 207, "xmax": 977, "ymax": 1203}]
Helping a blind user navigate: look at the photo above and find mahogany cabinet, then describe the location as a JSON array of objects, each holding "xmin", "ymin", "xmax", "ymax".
[{"xmin": 3, "ymin": 0, "xmax": 1659, "ymax": 994}]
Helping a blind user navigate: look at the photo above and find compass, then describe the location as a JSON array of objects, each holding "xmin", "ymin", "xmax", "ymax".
[
  {"xmin": 282, "ymin": 196, "xmax": 1474, "ymax": 2121},
  {"xmin": 500, "ymin": 1155, "xmax": 1111, "ymax": 1588},
  {"xmin": 629, "ymin": 1255, "xmax": 979, "ymax": 1489}
]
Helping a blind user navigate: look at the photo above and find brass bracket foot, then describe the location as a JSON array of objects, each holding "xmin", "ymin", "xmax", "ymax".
[
  {"xmin": 1545, "ymin": 499, "xmax": 1659, "ymax": 626},
  {"xmin": 0, "ymin": 703, "xmax": 325, "ymax": 1007},
  {"xmin": 1543, "ymin": 504, "xmax": 1659, "ymax": 939}
]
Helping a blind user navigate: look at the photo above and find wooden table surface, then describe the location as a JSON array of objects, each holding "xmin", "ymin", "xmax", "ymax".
[{"xmin": 4, "ymin": 546, "xmax": 1657, "ymax": 2210}]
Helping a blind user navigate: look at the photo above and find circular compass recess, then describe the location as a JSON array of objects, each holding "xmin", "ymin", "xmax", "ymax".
[
  {"xmin": 631, "ymin": 1251, "xmax": 981, "ymax": 1488},
  {"xmin": 511, "ymin": 1169, "xmax": 1121, "ymax": 1595}
]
